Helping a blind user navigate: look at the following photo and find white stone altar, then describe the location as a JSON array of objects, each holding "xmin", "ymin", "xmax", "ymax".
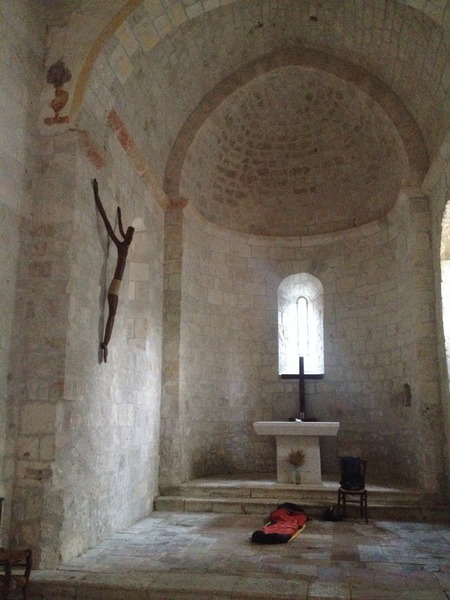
[{"xmin": 253, "ymin": 421, "xmax": 340, "ymax": 485}]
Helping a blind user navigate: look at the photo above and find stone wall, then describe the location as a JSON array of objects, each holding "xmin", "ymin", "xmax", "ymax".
[
  {"xmin": 0, "ymin": 0, "xmax": 167, "ymax": 564},
  {"xmin": 168, "ymin": 197, "xmax": 442, "ymax": 489},
  {"xmin": 0, "ymin": 0, "xmax": 448, "ymax": 568},
  {"xmin": 53, "ymin": 139, "xmax": 164, "ymax": 566},
  {"xmin": 179, "ymin": 206, "xmax": 276, "ymax": 478},
  {"xmin": 425, "ymin": 132, "xmax": 450, "ymax": 500},
  {"xmin": 0, "ymin": 0, "xmax": 46, "ymax": 540},
  {"xmin": 4, "ymin": 123, "xmax": 164, "ymax": 567}
]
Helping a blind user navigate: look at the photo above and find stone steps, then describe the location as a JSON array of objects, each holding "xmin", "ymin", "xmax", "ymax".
[
  {"xmin": 155, "ymin": 496, "xmax": 448, "ymax": 521},
  {"xmin": 155, "ymin": 474, "xmax": 448, "ymax": 521}
]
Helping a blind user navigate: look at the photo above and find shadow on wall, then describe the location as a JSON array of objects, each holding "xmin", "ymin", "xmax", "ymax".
[{"xmin": 191, "ymin": 451, "xmax": 235, "ymax": 479}]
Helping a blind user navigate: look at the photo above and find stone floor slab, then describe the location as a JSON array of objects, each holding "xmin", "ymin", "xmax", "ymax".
[{"xmin": 27, "ymin": 512, "xmax": 450, "ymax": 600}]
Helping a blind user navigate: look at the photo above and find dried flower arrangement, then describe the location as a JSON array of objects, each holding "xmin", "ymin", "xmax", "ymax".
[{"xmin": 288, "ymin": 449, "xmax": 306, "ymax": 468}]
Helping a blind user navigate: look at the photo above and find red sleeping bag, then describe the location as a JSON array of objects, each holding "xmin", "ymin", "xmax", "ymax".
[{"xmin": 251, "ymin": 503, "xmax": 307, "ymax": 544}]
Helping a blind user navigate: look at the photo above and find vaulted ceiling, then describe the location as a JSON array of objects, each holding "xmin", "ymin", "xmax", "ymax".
[
  {"xmin": 179, "ymin": 65, "xmax": 408, "ymax": 235},
  {"xmin": 74, "ymin": 0, "xmax": 449, "ymax": 234}
]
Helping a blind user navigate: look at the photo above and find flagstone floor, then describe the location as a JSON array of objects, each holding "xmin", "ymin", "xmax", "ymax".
[{"xmin": 29, "ymin": 511, "xmax": 450, "ymax": 599}]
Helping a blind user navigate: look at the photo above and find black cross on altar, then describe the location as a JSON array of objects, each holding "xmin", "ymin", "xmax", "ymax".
[{"xmin": 281, "ymin": 356, "xmax": 323, "ymax": 419}]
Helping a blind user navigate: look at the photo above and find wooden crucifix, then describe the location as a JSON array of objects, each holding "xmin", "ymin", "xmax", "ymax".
[
  {"xmin": 92, "ymin": 179, "xmax": 135, "ymax": 363},
  {"xmin": 281, "ymin": 356, "xmax": 323, "ymax": 420}
]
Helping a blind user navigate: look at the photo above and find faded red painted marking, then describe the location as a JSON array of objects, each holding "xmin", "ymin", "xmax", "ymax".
[
  {"xmin": 108, "ymin": 109, "xmax": 135, "ymax": 152},
  {"xmin": 108, "ymin": 108, "xmax": 169, "ymax": 209},
  {"xmin": 79, "ymin": 131, "xmax": 106, "ymax": 169}
]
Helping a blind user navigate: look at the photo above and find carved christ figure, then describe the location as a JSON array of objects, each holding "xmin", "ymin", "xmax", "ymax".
[{"xmin": 92, "ymin": 179, "xmax": 135, "ymax": 362}]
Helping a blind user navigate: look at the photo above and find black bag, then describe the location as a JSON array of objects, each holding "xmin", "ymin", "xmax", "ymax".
[
  {"xmin": 339, "ymin": 457, "xmax": 364, "ymax": 490},
  {"xmin": 322, "ymin": 505, "xmax": 343, "ymax": 521}
]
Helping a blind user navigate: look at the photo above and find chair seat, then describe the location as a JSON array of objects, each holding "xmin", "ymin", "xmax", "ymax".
[{"xmin": 0, "ymin": 550, "xmax": 29, "ymax": 563}]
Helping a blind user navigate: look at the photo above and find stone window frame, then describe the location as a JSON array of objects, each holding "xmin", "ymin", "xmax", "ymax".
[{"xmin": 278, "ymin": 273, "xmax": 324, "ymax": 375}]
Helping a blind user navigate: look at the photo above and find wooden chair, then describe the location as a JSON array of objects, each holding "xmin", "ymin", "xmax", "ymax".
[
  {"xmin": 0, "ymin": 548, "xmax": 32, "ymax": 600},
  {"xmin": 337, "ymin": 456, "xmax": 368, "ymax": 523}
]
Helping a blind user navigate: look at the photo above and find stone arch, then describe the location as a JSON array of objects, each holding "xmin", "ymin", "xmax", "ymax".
[
  {"xmin": 69, "ymin": 0, "xmax": 142, "ymax": 120},
  {"xmin": 163, "ymin": 47, "xmax": 429, "ymax": 201},
  {"xmin": 55, "ymin": 0, "xmax": 450, "ymax": 124},
  {"xmin": 41, "ymin": 0, "xmax": 448, "ymax": 162}
]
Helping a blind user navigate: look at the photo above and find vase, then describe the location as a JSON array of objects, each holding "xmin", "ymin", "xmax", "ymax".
[{"xmin": 292, "ymin": 468, "xmax": 301, "ymax": 484}]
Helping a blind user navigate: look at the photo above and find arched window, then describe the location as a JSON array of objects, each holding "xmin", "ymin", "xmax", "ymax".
[
  {"xmin": 278, "ymin": 273, "xmax": 324, "ymax": 375},
  {"xmin": 440, "ymin": 201, "xmax": 450, "ymax": 385},
  {"xmin": 297, "ymin": 296, "xmax": 309, "ymax": 357}
]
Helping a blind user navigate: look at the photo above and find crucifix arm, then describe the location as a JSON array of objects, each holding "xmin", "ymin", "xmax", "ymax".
[
  {"xmin": 92, "ymin": 179, "xmax": 122, "ymax": 247},
  {"xmin": 117, "ymin": 207, "xmax": 127, "ymax": 239},
  {"xmin": 280, "ymin": 357, "xmax": 324, "ymax": 419}
]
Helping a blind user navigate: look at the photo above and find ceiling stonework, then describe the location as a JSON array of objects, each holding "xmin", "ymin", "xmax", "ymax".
[
  {"xmin": 72, "ymin": 0, "xmax": 447, "ymax": 234},
  {"xmin": 179, "ymin": 66, "xmax": 408, "ymax": 236}
]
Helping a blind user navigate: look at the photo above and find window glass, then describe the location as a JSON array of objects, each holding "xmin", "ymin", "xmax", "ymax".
[{"xmin": 278, "ymin": 274, "xmax": 324, "ymax": 375}]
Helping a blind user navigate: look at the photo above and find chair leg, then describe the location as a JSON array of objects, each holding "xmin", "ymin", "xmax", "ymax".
[
  {"xmin": 337, "ymin": 489, "xmax": 346, "ymax": 518},
  {"xmin": 337, "ymin": 491, "xmax": 369, "ymax": 522},
  {"xmin": 364, "ymin": 491, "xmax": 368, "ymax": 523}
]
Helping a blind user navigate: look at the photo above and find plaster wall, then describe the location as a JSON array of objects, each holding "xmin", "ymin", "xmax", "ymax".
[{"xmin": 175, "ymin": 199, "xmax": 442, "ymax": 490}]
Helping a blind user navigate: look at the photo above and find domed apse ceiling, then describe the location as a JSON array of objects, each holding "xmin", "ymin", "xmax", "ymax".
[{"xmin": 179, "ymin": 66, "xmax": 409, "ymax": 237}]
